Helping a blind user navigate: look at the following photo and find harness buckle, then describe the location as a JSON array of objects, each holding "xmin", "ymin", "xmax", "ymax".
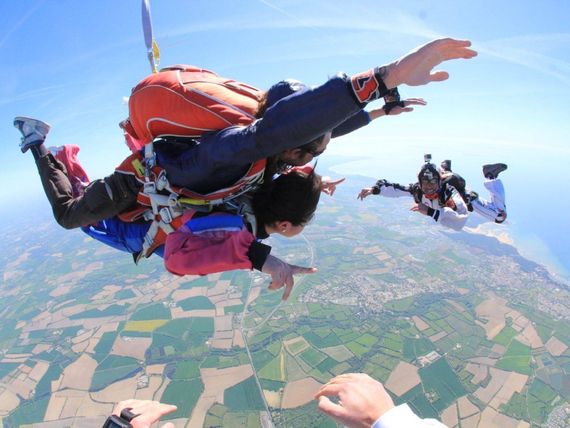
[
  {"xmin": 159, "ymin": 207, "xmax": 173, "ymax": 224},
  {"xmin": 168, "ymin": 193, "xmax": 179, "ymax": 208},
  {"xmin": 156, "ymin": 170, "xmax": 168, "ymax": 191},
  {"xmin": 142, "ymin": 210, "xmax": 154, "ymax": 222},
  {"xmin": 143, "ymin": 181, "xmax": 156, "ymax": 194}
]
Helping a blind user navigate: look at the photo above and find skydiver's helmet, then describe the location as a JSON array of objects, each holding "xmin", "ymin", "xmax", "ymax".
[{"xmin": 418, "ymin": 163, "xmax": 441, "ymax": 200}]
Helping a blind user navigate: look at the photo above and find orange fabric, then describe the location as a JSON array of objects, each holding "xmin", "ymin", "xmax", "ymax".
[{"xmin": 125, "ymin": 65, "xmax": 261, "ymax": 145}]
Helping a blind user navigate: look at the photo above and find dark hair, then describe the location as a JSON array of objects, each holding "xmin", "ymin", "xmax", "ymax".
[
  {"xmin": 256, "ymin": 91, "xmax": 269, "ymax": 118},
  {"xmin": 252, "ymin": 169, "xmax": 322, "ymax": 227}
]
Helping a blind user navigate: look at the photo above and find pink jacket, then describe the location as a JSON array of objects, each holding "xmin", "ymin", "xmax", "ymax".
[{"xmin": 164, "ymin": 211, "xmax": 270, "ymax": 276}]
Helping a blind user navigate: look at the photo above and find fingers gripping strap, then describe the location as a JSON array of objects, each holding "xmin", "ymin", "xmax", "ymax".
[{"xmin": 350, "ymin": 67, "xmax": 390, "ymax": 104}]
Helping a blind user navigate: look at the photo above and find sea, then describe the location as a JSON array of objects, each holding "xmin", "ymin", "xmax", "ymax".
[{"xmin": 322, "ymin": 147, "xmax": 570, "ymax": 284}]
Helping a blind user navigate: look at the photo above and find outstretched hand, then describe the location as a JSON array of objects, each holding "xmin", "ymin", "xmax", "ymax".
[
  {"xmin": 112, "ymin": 399, "xmax": 177, "ymax": 428},
  {"xmin": 411, "ymin": 203, "xmax": 429, "ymax": 215},
  {"xmin": 357, "ymin": 187, "xmax": 374, "ymax": 200},
  {"xmin": 385, "ymin": 38, "xmax": 477, "ymax": 88},
  {"xmin": 315, "ymin": 373, "xmax": 395, "ymax": 428},
  {"xmin": 261, "ymin": 254, "xmax": 317, "ymax": 300},
  {"xmin": 322, "ymin": 176, "xmax": 346, "ymax": 196},
  {"xmin": 368, "ymin": 98, "xmax": 427, "ymax": 120}
]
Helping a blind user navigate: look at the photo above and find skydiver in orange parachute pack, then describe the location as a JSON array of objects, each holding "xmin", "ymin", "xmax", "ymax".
[{"xmin": 15, "ymin": 38, "xmax": 476, "ymax": 292}]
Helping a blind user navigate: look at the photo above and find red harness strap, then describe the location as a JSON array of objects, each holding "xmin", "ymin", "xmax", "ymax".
[{"xmin": 114, "ymin": 152, "xmax": 266, "ymax": 259}]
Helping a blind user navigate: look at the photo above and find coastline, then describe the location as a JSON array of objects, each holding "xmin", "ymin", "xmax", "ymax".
[{"xmin": 327, "ymin": 160, "xmax": 570, "ymax": 286}]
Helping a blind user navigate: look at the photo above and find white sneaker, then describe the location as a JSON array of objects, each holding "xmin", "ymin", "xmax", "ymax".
[{"xmin": 14, "ymin": 116, "xmax": 51, "ymax": 153}]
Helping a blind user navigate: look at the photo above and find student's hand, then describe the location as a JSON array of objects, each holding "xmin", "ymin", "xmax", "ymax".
[
  {"xmin": 384, "ymin": 38, "xmax": 477, "ymax": 88},
  {"xmin": 357, "ymin": 188, "xmax": 374, "ymax": 200},
  {"xmin": 322, "ymin": 176, "xmax": 345, "ymax": 196},
  {"xmin": 368, "ymin": 98, "xmax": 427, "ymax": 119},
  {"xmin": 261, "ymin": 255, "xmax": 317, "ymax": 300},
  {"xmin": 315, "ymin": 373, "xmax": 395, "ymax": 428},
  {"xmin": 411, "ymin": 203, "xmax": 429, "ymax": 215},
  {"xmin": 112, "ymin": 399, "xmax": 177, "ymax": 428}
]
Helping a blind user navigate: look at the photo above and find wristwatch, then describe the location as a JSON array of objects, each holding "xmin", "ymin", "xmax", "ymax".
[{"xmin": 102, "ymin": 408, "xmax": 138, "ymax": 428}]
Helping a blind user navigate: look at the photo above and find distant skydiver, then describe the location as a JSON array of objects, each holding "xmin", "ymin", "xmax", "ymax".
[
  {"xmin": 42, "ymin": 144, "xmax": 320, "ymax": 301},
  {"xmin": 357, "ymin": 156, "xmax": 507, "ymax": 231}
]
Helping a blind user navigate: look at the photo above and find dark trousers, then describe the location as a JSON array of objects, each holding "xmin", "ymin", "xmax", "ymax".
[{"xmin": 36, "ymin": 153, "xmax": 140, "ymax": 229}]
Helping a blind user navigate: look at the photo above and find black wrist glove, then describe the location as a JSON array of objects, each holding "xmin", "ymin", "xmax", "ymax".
[{"xmin": 382, "ymin": 87, "xmax": 406, "ymax": 115}]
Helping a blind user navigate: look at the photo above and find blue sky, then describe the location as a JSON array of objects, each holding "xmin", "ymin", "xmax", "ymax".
[{"xmin": 1, "ymin": 0, "xmax": 569, "ymax": 276}]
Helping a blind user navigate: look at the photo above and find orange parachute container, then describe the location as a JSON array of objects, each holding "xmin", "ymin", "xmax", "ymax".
[{"xmin": 121, "ymin": 65, "xmax": 262, "ymax": 151}]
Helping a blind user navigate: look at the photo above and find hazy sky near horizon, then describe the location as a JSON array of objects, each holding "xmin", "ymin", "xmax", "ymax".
[{"xmin": 1, "ymin": 1, "xmax": 569, "ymax": 271}]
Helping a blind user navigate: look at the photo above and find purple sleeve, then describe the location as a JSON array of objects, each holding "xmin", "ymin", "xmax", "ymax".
[
  {"xmin": 157, "ymin": 74, "xmax": 364, "ymax": 190},
  {"xmin": 331, "ymin": 110, "xmax": 371, "ymax": 138}
]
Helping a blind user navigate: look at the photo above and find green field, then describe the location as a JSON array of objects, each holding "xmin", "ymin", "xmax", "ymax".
[
  {"xmin": 115, "ymin": 289, "xmax": 136, "ymax": 300},
  {"xmin": 35, "ymin": 363, "xmax": 63, "ymax": 397},
  {"xmin": 300, "ymin": 347, "xmax": 327, "ymax": 366},
  {"xmin": 316, "ymin": 357, "xmax": 338, "ymax": 373},
  {"xmin": 500, "ymin": 392, "xmax": 528, "ymax": 420},
  {"xmin": 93, "ymin": 331, "xmax": 118, "ymax": 363},
  {"xmin": 363, "ymin": 361, "xmax": 391, "ymax": 382},
  {"xmin": 528, "ymin": 394, "xmax": 551, "ymax": 424},
  {"xmin": 131, "ymin": 303, "xmax": 171, "ymax": 320},
  {"xmin": 287, "ymin": 339, "xmax": 308, "ymax": 355},
  {"xmin": 171, "ymin": 360, "xmax": 200, "ymax": 380},
  {"xmin": 380, "ymin": 333, "xmax": 403, "ymax": 353},
  {"xmin": 259, "ymin": 354, "xmax": 284, "ymax": 381},
  {"xmin": 355, "ymin": 333, "xmax": 378, "ymax": 347},
  {"xmin": 346, "ymin": 340, "xmax": 370, "ymax": 357},
  {"xmin": 496, "ymin": 339, "xmax": 531, "ymax": 375},
  {"xmin": 70, "ymin": 304, "xmax": 127, "ymax": 319},
  {"xmin": 266, "ymin": 340, "xmax": 282, "ymax": 356},
  {"xmin": 3, "ymin": 396, "xmax": 50, "ymax": 427},
  {"xmin": 529, "ymin": 378, "xmax": 558, "ymax": 402},
  {"xmin": 91, "ymin": 356, "xmax": 141, "ymax": 391},
  {"xmin": 492, "ymin": 325, "xmax": 518, "ymax": 346},
  {"xmin": 0, "ymin": 362, "xmax": 19, "ymax": 379},
  {"xmin": 403, "ymin": 337, "xmax": 435, "ymax": 360},
  {"xmin": 225, "ymin": 304, "xmax": 245, "ymax": 313},
  {"xmin": 149, "ymin": 332, "xmax": 188, "ymax": 357},
  {"xmin": 162, "ymin": 379, "xmax": 205, "ymax": 420},
  {"xmin": 252, "ymin": 350, "xmax": 274, "ymax": 370},
  {"xmin": 261, "ymin": 378, "xmax": 286, "ymax": 392},
  {"xmin": 302, "ymin": 331, "xmax": 342, "ymax": 348},
  {"xmin": 152, "ymin": 317, "xmax": 214, "ymax": 349},
  {"xmin": 224, "ymin": 376, "xmax": 265, "ymax": 411},
  {"xmin": 179, "ymin": 276, "xmax": 211, "ymax": 289},
  {"xmin": 419, "ymin": 357, "xmax": 466, "ymax": 412},
  {"xmin": 178, "ymin": 296, "xmax": 215, "ymax": 311},
  {"xmin": 286, "ymin": 352, "xmax": 309, "ymax": 381},
  {"xmin": 384, "ymin": 296, "xmax": 414, "ymax": 311},
  {"xmin": 396, "ymin": 384, "xmax": 439, "ymax": 419}
]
